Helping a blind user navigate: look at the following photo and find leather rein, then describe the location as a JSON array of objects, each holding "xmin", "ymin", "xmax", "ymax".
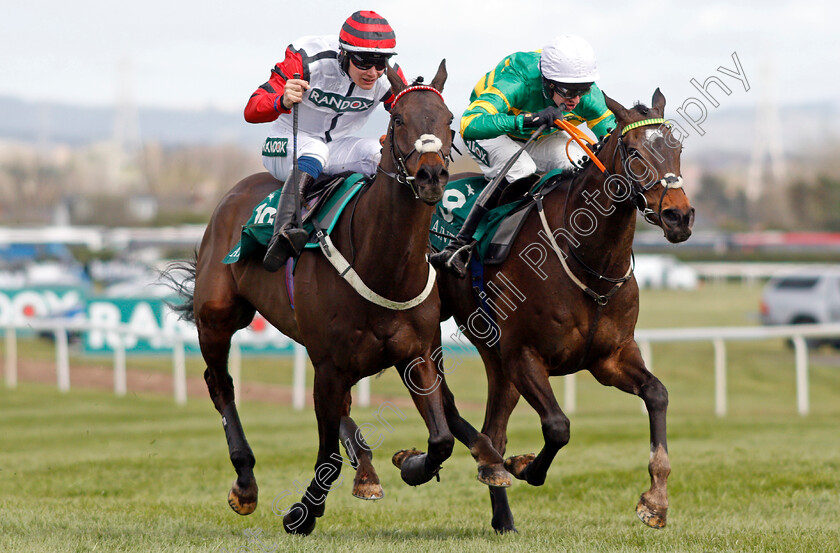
[{"xmin": 535, "ymin": 118, "xmax": 683, "ymax": 305}]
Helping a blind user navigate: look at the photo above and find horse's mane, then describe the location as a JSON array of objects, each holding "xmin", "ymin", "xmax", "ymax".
[{"xmin": 632, "ymin": 102, "xmax": 650, "ymax": 115}]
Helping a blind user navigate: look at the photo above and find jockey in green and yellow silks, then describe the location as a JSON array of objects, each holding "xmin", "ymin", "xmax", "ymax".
[{"xmin": 431, "ymin": 35, "xmax": 617, "ymax": 278}]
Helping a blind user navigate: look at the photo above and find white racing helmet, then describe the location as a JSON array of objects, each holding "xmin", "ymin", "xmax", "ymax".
[{"xmin": 540, "ymin": 35, "xmax": 600, "ymax": 83}]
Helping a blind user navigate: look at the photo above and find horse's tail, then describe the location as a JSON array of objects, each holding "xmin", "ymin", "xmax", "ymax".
[{"xmin": 160, "ymin": 256, "xmax": 197, "ymax": 324}]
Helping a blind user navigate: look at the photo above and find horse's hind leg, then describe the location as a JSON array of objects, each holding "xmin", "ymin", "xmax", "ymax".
[
  {"xmin": 196, "ymin": 298, "xmax": 258, "ymax": 515},
  {"xmin": 339, "ymin": 392, "xmax": 384, "ymax": 500},
  {"xmin": 593, "ymin": 343, "xmax": 670, "ymax": 529}
]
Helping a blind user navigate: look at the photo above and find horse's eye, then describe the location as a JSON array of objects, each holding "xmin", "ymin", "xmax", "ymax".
[{"xmin": 393, "ymin": 115, "xmax": 403, "ymax": 126}]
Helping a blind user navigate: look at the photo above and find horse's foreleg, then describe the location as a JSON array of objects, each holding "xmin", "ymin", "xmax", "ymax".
[
  {"xmin": 282, "ymin": 365, "xmax": 348, "ymax": 535},
  {"xmin": 432, "ymin": 338, "xmax": 509, "ymax": 488},
  {"xmin": 591, "ymin": 342, "xmax": 670, "ymax": 528},
  {"xmin": 437, "ymin": 375, "xmax": 510, "ymax": 488},
  {"xmin": 504, "ymin": 349, "xmax": 569, "ymax": 487},
  {"xmin": 338, "ymin": 392, "xmax": 384, "ymax": 500},
  {"xmin": 198, "ymin": 313, "xmax": 258, "ymax": 516},
  {"xmin": 637, "ymin": 376, "xmax": 670, "ymax": 529},
  {"xmin": 391, "ymin": 356, "xmax": 455, "ymax": 487}
]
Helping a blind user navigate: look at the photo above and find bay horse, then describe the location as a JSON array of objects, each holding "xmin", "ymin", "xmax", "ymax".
[
  {"xmin": 170, "ymin": 61, "xmax": 508, "ymax": 535},
  {"xmin": 434, "ymin": 89, "xmax": 695, "ymax": 533}
]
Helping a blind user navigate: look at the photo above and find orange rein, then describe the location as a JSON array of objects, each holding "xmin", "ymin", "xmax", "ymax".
[{"xmin": 554, "ymin": 119, "xmax": 607, "ymax": 174}]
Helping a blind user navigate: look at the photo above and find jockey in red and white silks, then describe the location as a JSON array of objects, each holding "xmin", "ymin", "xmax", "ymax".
[
  {"xmin": 245, "ymin": 10, "xmax": 407, "ymax": 272},
  {"xmin": 244, "ymin": 14, "xmax": 406, "ymax": 181}
]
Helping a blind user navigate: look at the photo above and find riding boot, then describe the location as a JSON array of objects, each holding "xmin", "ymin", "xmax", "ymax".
[
  {"xmin": 430, "ymin": 173, "xmax": 538, "ymax": 278},
  {"xmin": 429, "ymin": 202, "xmax": 490, "ymax": 279},
  {"xmin": 262, "ymin": 172, "xmax": 314, "ymax": 273}
]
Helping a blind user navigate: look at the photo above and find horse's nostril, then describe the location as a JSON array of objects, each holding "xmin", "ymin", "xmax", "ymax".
[
  {"xmin": 415, "ymin": 164, "xmax": 445, "ymax": 186},
  {"xmin": 415, "ymin": 167, "xmax": 432, "ymax": 183},
  {"xmin": 660, "ymin": 208, "xmax": 683, "ymax": 228}
]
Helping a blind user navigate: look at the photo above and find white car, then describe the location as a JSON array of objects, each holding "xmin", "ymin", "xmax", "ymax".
[
  {"xmin": 761, "ymin": 270, "xmax": 840, "ymax": 326},
  {"xmin": 760, "ymin": 269, "xmax": 840, "ymax": 348}
]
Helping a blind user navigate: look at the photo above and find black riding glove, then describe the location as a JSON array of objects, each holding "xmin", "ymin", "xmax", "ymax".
[{"xmin": 522, "ymin": 105, "xmax": 567, "ymax": 129}]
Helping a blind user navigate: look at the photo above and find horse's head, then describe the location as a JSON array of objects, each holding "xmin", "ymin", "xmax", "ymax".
[
  {"xmin": 382, "ymin": 60, "xmax": 453, "ymax": 205},
  {"xmin": 604, "ymin": 89, "xmax": 695, "ymax": 243}
]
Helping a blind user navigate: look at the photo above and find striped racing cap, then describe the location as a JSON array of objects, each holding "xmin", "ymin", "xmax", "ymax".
[{"xmin": 338, "ymin": 11, "xmax": 397, "ymax": 54}]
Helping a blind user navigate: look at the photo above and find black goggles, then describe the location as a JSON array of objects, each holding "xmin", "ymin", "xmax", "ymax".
[
  {"xmin": 549, "ymin": 82, "xmax": 592, "ymax": 99},
  {"xmin": 348, "ymin": 53, "xmax": 389, "ymax": 71}
]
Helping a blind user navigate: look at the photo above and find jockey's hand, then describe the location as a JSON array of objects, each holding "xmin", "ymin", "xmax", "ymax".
[
  {"xmin": 522, "ymin": 105, "xmax": 565, "ymax": 128},
  {"xmin": 282, "ymin": 79, "xmax": 310, "ymax": 109}
]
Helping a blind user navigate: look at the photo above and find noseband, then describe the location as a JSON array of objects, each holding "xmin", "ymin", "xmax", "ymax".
[
  {"xmin": 613, "ymin": 118, "xmax": 684, "ymax": 225},
  {"xmin": 377, "ymin": 85, "xmax": 452, "ymax": 198}
]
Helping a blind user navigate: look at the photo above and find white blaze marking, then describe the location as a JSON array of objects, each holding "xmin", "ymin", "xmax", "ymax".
[
  {"xmin": 415, "ymin": 134, "xmax": 443, "ymax": 153},
  {"xmin": 645, "ymin": 128, "xmax": 664, "ymax": 142}
]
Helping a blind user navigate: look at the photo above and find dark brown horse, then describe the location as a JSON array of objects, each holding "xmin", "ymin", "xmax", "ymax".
[
  {"xmin": 434, "ymin": 89, "xmax": 695, "ymax": 533},
  {"xmin": 170, "ymin": 61, "xmax": 508, "ymax": 535}
]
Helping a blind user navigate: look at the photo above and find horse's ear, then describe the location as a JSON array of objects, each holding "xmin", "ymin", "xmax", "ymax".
[
  {"xmin": 386, "ymin": 63, "xmax": 406, "ymax": 95},
  {"xmin": 652, "ymin": 88, "xmax": 666, "ymax": 114},
  {"xmin": 604, "ymin": 92, "xmax": 630, "ymax": 123},
  {"xmin": 430, "ymin": 59, "xmax": 447, "ymax": 92}
]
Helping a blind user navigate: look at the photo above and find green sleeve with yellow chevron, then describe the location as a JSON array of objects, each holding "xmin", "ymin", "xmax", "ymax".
[
  {"xmin": 460, "ymin": 52, "xmax": 617, "ymax": 141},
  {"xmin": 460, "ymin": 52, "xmax": 538, "ymax": 141},
  {"xmin": 461, "ymin": 110, "xmax": 524, "ymax": 140}
]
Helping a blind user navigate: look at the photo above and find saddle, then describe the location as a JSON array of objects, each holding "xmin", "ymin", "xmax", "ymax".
[
  {"xmin": 299, "ymin": 172, "xmax": 356, "ymax": 226},
  {"xmin": 430, "ymin": 169, "xmax": 569, "ymax": 265},
  {"xmin": 223, "ymin": 172, "xmax": 368, "ymax": 264}
]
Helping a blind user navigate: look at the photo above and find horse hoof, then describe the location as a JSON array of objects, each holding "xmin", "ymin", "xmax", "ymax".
[
  {"xmin": 227, "ymin": 480, "xmax": 258, "ymax": 515},
  {"xmin": 493, "ymin": 524, "xmax": 518, "ymax": 534},
  {"xmin": 394, "ymin": 449, "xmax": 437, "ymax": 486},
  {"xmin": 352, "ymin": 474, "xmax": 384, "ymax": 500},
  {"xmin": 283, "ymin": 502, "xmax": 317, "ymax": 535},
  {"xmin": 477, "ymin": 463, "xmax": 512, "ymax": 488},
  {"xmin": 504, "ymin": 453, "xmax": 536, "ymax": 481},
  {"xmin": 636, "ymin": 494, "xmax": 667, "ymax": 529},
  {"xmin": 392, "ymin": 448, "xmax": 424, "ymax": 470}
]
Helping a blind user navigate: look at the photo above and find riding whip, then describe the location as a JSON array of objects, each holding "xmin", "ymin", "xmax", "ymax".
[
  {"xmin": 486, "ymin": 123, "xmax": 548, "ymax": 193},
  {"xmin": 292, "ymin": 73, "xmax": 302, "ymax": 226}
]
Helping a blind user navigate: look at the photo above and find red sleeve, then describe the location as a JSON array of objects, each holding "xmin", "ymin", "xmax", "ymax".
[
  {"xmin": 382, "ymin": 64, "xmax": 409, "ymax": 111},
  {"xmin": 244, "ymin": 46, "xmax": 305, "ymax": 124}
]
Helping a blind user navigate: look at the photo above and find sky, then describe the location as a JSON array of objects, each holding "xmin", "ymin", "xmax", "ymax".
[{"xmin": 2, "ymin": 0, "xmax": 838, "ymax": 125}]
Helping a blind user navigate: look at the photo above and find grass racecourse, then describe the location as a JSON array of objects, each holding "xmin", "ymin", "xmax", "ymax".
[{"xmin": 1, "ymin": 283, "xmax": 839, "ymax": 552}]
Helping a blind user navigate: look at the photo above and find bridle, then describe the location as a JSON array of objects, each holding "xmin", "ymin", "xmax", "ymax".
[
  {"xmin": 536, "ymin": 116, "xmax": 684, "ymax": 305},
  {"xmin": 611, "ymin": 118, "xmax": 684, "ymax": 225},
  {"xmin": 376, "ymin": 85, "xmax": 452, "ymax": 199}
]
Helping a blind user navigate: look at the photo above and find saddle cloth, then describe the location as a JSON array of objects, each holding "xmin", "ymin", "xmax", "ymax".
[
  {"xmin": 430, "ymin": 169, "xmax": 565, "ymax": 265},
  {"xmin": 223, "ymin": 173, "xmax": 367, "ymax": 264}
]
